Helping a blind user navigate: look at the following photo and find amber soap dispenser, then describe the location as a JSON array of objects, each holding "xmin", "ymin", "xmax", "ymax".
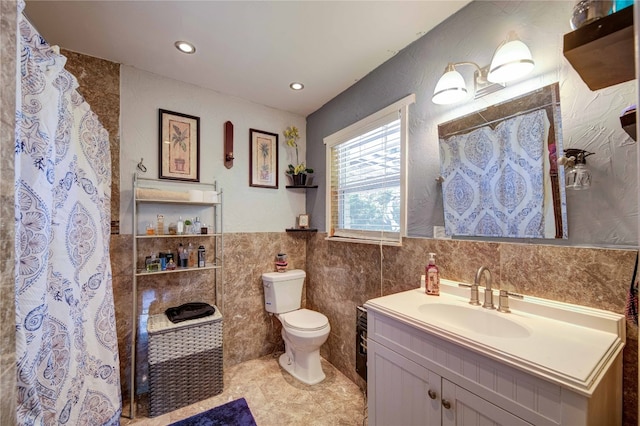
[{"xmin": 425, "ymin": 252, "xmax": 440, "ymax": 296}]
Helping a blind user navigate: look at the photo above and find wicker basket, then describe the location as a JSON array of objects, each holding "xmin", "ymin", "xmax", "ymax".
[{"xmin": 147, "ymin": 308, "xmax": 223, "ymax": 417}]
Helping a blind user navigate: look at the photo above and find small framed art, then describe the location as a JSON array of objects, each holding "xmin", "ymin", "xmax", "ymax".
[
  {"xmin": 249, "ymin": 128, "xmax": 279, "ymax": 188},
  {"xmin": 298, "ymin": 214, "xmax": 310, "ymax": 229},
  {"xmin": 159, "ymin": 109, "xmax": 200, "ymax": 182}
]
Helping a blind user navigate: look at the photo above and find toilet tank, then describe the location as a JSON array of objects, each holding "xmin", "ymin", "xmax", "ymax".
[{"xmin": 262, "ymin": 269, "xmax": 306, "ymax": 314}]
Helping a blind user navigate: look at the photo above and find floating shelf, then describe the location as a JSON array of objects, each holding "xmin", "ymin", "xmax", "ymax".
[
  {"xmin": 285, "ymin": 228, "xmax": 318, "ymax": 233},
  {"xmin": 285, "ymin": 185, "xmax": 318, "ymax": 189},
  {"xmin": 563, "ymin": 5, "xmax": 635, "ymax": 90},
  {"xmin": 620, "ymin": 110, "xmax": 637, "ymax": 141}
]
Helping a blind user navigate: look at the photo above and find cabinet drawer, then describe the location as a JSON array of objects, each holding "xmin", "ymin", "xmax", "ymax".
[{"xmin": 369, "ymin": 311, "xmax": 562, "ymax": 425}]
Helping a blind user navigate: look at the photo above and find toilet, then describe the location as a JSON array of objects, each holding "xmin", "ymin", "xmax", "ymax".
[{"xmin": 262, "ymin": 269, "xmax": 330, "ymax": 385}]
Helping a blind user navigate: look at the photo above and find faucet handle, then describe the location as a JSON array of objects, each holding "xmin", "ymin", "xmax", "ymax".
[
  {"xmin": 497, "ymin": 290, "xmax": 524, "ymax": 313},
  {"xmin": 458, "ymin": 283, "xmax": 481, "ymax": 306}
]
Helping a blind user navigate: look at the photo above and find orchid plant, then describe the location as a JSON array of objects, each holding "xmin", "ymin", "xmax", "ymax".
[{"xmin": 283, "ymin": 126, "xmax": 313, "ymax": 175}]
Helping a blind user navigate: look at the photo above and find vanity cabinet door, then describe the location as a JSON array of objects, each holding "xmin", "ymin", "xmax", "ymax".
[
  {"xmin": 368, "ymin": 340, "xmax": 441, "ymax": 426},
  {"xmin": 441, "ymin": 379, "xmax": 532, "ymax": 426}
]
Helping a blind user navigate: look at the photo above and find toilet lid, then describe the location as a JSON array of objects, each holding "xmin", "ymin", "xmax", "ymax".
[{"xmin": 282, "ymin": 309, "xmax": 328, "ymax": 331}]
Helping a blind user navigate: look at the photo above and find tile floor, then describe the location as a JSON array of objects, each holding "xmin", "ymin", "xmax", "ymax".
[{"xmin": 121, "ymin": 353, "xmax": 367, "ymax": 425}]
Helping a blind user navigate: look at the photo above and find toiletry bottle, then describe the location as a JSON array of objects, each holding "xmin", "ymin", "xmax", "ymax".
[
  {"xmin": 194, "ymin": 216, "xmax": 202, "ymax": 234},
  {"xmin": 177, "ymin": 216, "xmax": 184, "ymax": 235},
  {"xmin": 198, "ymin": 245, "xmax": 206, "ymax": 267},
  {"xmin": 156, "ymin": 214, "xmax": 164, "ymax": 235},
  {"xmin": 188, "ymin": 242, "xmax": 197, "ymax": 267},
  {"xmin": 166, "ymin": 258, "xmax": 176, "ymax": 270},
  {"xmin": 426, "ymin": 253, "xmax": 440, "ymax": 296},
  {"xmin": 178, "ymin": 243, "xmax": 187, "ymax": 268}
]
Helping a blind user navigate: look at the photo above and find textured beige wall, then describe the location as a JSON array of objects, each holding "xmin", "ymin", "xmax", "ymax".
[{"xmin": 1, "ymin": 1, "xmax": 17, "ymax": 424}]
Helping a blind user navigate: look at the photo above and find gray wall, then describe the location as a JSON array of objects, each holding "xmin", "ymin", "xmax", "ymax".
[{"xmin": 306, "ymin": 0, "xmax": 637, "ymax": 248}]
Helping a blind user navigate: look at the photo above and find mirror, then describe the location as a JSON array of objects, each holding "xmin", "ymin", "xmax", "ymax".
[{"xmin": 438, "ymin": 83, "xmax": 566, "ymax": 239}]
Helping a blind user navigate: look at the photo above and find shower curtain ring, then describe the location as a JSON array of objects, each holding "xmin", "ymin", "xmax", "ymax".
[{"xmin": 137, "ymin": 158, "xmax": 147, "ymax": 173}]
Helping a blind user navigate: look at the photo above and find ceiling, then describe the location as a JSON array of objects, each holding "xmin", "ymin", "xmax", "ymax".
[{"xmin": 24, "ymin": 1, "xmax": 470, "ymax": 117}]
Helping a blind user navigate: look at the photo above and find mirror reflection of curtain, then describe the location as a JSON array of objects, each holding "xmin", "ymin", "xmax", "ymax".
[
  {"xmin": 440, "ymin": 109, "xmax": 551, "ymax": 238},
  {"xmin": 438, "ymin": 83, "xmax": 567, "ymax": 240}
]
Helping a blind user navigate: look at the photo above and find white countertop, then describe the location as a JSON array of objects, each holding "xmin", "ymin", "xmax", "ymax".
[{"xmin": 364, "ymin": 279, "xmax": 625, "ymax": 396}]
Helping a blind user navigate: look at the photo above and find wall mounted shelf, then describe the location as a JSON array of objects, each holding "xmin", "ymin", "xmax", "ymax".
[
  {"xmin": 285, "ymin": 228, "xmax": 318, "ymax": 233},
  {"xmin": 286, "ymin": 185, "xmax": 318, "ymax": 189},
  {"xmin": 563, "ymin": 5, "xmax": 635, "ymax": 90},
  {"xmin": 620, "ymin": 110, "xmax": 637, "ymax": 141}
]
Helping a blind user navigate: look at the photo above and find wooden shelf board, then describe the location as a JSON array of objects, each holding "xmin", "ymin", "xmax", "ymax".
[
  {"xmin": 620, "ymin": 111, "xmax": 637, "ymax": 141},
  {"xmin": 285, "ymin": 185, "xmax": 318, "ymax": 189},
  {"xmin": 563, "ymin": 6, "xmax": 635, "ymax": 90},
  {"xmin": 285, "ymin": 228, "xmax": 318, "ymax": 232}
]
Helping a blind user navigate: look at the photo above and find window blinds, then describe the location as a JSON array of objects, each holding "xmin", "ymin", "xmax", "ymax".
[
  {"xmin": 324, "ymin": 94, "xmax": 414, "ymax": 245},
  {"xmin": 328, "ymin": 114, "xmax": 401, "ymax": 243}
]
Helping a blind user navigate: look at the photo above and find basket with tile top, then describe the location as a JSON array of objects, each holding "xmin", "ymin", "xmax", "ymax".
[{"xmin": 147, "ymin": 307, "xmax": 223, "ymax": 417}]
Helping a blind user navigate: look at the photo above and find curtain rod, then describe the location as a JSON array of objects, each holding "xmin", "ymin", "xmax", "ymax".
[{"xmin": 439, "ymin": 101, "xmax": 557, "ymax": 139}]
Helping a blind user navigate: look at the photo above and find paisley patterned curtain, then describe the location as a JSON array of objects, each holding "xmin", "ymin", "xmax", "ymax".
[
  {"xmin": 14, "ymin": 4, "xmax": 121, "ymax": 424},
  {"xmin": 439, "ymin": 109, "xmax": 552, "ymax": 238}
]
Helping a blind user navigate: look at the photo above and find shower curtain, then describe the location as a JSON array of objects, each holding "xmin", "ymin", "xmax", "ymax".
[{"xmin": 14, "ymin": 3, "xmax": 121, "ymax": 425}]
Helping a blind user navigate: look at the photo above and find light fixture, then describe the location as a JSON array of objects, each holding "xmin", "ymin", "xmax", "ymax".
[
  {"xmin": 432, "ymin": 31, "xmax": 534, "ymax": 105},
  {"xmin": 175, "ymin": 41, "xmax": 196, "ymax": 54},
  {"xmin": 289, "ymin": 82, "xmax": 304, "ymax": 91},
  {"xmin": 487, "ymin": 31, "xmax": 535, "ymax": 83},
  {"xmin": 558, "ymin": 149, "xmax": 594, "ymax": 190},
  {"xmin": 432, "ymin": 63, "xmax": 468, "ymax": 105}
]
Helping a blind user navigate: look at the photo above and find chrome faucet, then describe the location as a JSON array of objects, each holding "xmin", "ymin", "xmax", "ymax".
[{"xmin": 475, "ymin": 266, "xmax": 494, "ymax": 310}]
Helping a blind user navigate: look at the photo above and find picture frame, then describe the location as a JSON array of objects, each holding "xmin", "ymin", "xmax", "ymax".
[
  {"xmin": 159, "ymin": 109, "xmax": 200, "ymax": 182},
  {"xmin": 298, "ymin": 214, "xmax": 310, "ymax": 229},
  {"xmin": 249, "ymin": 128, "xmax": 279, "ymax": 188}
]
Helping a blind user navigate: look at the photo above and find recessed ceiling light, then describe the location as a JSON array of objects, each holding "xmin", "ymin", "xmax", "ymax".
[
  {"xmin": 175, "ymin": 41, "xmax": 196, "ymax": 54},
  {"xmin": 289, "ymin": 82, "xmax": 304, "ymax": 91}
]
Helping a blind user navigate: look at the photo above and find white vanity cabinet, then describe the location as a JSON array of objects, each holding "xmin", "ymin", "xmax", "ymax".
[
  {"xmin": 369, "ymin": 339, "xmax": 530, "ymax": 426},
  {"xmin": 365, "ymin": 283, "xmax": 624, "ymax": 426}
]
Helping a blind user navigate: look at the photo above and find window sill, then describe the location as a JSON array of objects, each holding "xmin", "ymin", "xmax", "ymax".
[{"xmin": 325, "ymin": 236, "xmax": 402, "ymax": 247}]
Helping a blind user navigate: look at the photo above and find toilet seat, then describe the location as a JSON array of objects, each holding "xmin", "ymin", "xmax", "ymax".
[{"xmin": 281, "ymin": 309, "xmax": 328, "ymax": 331}]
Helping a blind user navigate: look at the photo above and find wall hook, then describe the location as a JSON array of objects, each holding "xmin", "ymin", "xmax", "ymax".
[
  {"xmin": 137, "ymin": 158, "xmax": 147, "ymax": 173},
  {"xmin": 435, "ymin": 176, "xmax": 444, "ymax": 183}
]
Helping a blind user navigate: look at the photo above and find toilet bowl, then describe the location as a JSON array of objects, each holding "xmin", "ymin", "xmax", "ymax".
[{"xmin": 262, "ymin": 270, "xmax": 330, "ymax": 385}]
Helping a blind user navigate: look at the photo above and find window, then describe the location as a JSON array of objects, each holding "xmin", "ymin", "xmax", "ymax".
[{"xmin": 324, "ymin": 94, "xmax": 415, "ymax": 245}]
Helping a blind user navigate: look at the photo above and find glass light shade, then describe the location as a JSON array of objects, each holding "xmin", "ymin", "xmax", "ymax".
[
  {"xmin": 487, "ymin": 39, "xmax": 534, "ymax": 83},
  {"xmin": 565, "ymin": 164, "xmax": 592, "ymax": 190},
  {"xmin": 432, "ymin": 68, "xmax": 468, "ymax": 105}
]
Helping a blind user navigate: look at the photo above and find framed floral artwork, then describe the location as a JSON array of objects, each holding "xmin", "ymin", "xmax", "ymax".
[
  {"xmin": 249, "ymin": 128, "xmax": 279, "ymax": 189},
  {"xmin": 159, "ymin": 109, "xmax": 200, "ymax": 182}
]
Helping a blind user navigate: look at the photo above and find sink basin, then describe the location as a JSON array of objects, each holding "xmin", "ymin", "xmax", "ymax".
[{"xmin": 418, "ymin": 303, "xmax": 531, "ymax": 338}]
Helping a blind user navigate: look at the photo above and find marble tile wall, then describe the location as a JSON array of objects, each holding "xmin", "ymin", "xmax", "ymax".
[
  {"xmin": 0, "ymin": 1, "xmax": 17, "ymax": 424},
  {"xmin": 61, "ymin": 49, "xmax": 121, "ymax": 234},
  {"xmin": 306, "ymin": 234, "xmax": 638, "ymax": 425}
]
